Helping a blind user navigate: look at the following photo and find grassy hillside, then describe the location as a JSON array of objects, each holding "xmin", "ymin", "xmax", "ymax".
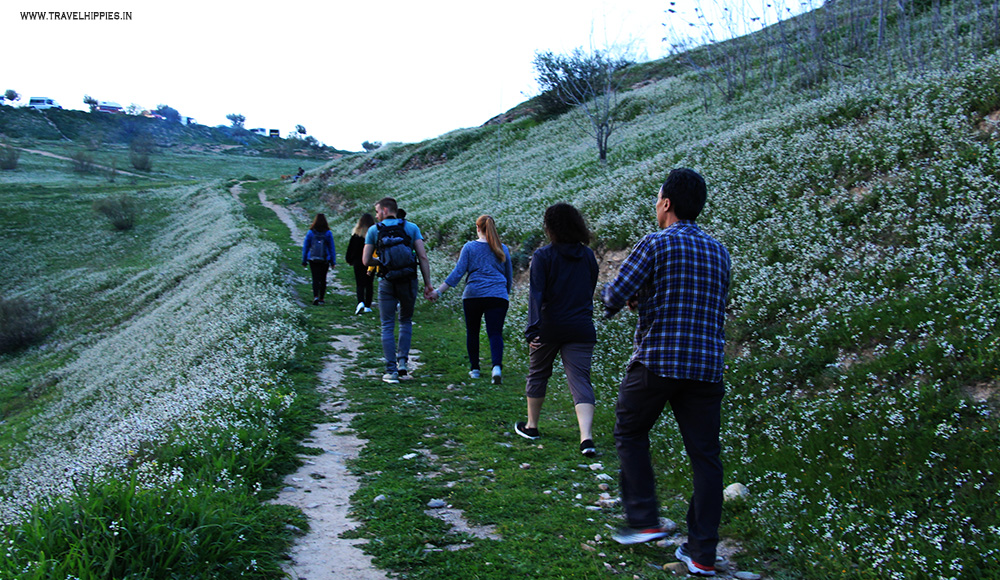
[
  {"xmin": 277, "ymin": 2, "xmax": 1000, "ymax": 577},
  {"xmin": 0, "ymin": 105, "xmax": 345, "ymax": 159},
  {"xmin": 1, "ymin": 1, "xmax": 999, "ymax": 578}
]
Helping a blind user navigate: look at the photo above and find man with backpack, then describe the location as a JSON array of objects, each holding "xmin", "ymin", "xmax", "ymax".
[{"xmin": 362, "ymin": 197, "xmax": 433, "ymax": 384}]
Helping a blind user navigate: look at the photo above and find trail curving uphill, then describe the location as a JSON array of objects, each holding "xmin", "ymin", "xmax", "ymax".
[{"xmin": 248, "ymin": 184, "xmax": 387, "ymax": 580}]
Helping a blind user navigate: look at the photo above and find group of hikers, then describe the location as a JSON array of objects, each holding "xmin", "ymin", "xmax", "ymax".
[{"xmin": 299, "ymin": 168, "xmax": 731, "ymax": 577}]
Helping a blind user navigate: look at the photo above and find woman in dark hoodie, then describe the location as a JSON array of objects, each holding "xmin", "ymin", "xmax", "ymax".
[
  {"xmin": 302, "ymin": 213, "xmax": 336, "ymax": 306},
  {"xmin": 515, "ymin": 202, "xmax": 600, "ymax": 457}
]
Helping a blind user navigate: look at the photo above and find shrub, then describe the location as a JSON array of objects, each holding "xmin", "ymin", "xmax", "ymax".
[
  {"xmin": 129, "ymin": 136, "xmax": 154, "ymax": 171},
  {"xmin": 0, "ymin": 140, "xmax": 19, "ymax": 170},
  {"xmin": 0, "ymin": 297, "xmax": 51, "ymax": 354},
  {"xmin": 93, "ymin": 194, "xmax": 138, "ymax": 230},
  {"xmin": 70, "ymin": 150, "xmax": 96, "ymax": 173}
]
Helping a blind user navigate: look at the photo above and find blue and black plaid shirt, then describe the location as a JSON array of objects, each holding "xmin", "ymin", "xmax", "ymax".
[{"xmin": 602, "ymin": 221, "xmax": 731, "ymax": 383}]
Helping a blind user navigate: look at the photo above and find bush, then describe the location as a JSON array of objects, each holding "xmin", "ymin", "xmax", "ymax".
[
  {"xmin": 0, "ymin": 140, "xmax": 19, "ymax": 170},
  {"xmin": 93, "ymin": 194, "xmax": 138, "ymax": 230},
  {"xmin": 129, "ymin": 136, "xmax": 154, "ymax": 171},
  {"xmin": 70, "ymin": 149, "xmax": 96, "ymax": 173},
  {"xmin": 0, "ymin": 297, "xmax": 51, "ymax": 354}
]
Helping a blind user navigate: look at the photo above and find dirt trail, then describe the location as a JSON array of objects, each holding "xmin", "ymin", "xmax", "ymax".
[
  {"xmin": 271, "ymin": 333, "xmax": 388, "ymax": 580},
  {"xmin": 16, "ymin": 147, "xmax": 148, "ymax": 178},
  {"xmin": 249, "ymin": 185, "xmax": 387, "ymax": 580}
]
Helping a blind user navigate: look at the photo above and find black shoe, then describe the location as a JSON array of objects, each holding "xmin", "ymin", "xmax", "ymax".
[
  {"xmin": 514, "ymin": 421, "xmax": 540, "ymax": 440},
  {"xmin": 312, "ymin": 297, "xmax": 320, "ymax": 305},
  {"xmin": 580, "ymin": 439, "xmax": 597, "ymax": 457}
]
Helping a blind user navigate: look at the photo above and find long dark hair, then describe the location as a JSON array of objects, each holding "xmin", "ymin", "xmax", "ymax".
[
  {"xmin": 353, "ymin": 213, "xmax": 375, "ymax": 237},
  {"xmin": 543, "ymin": 203, "xmax": 591, "ymax": 245},
  {"xmin": 310, "ymin": 213, "xmax": 330, "ymax": 233}
]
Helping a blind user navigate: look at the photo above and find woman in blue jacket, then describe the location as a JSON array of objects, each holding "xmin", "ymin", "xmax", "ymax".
[
  {"xmin": 302, "ymin": 213, "xmax": 336, "ymax": 305},
  {"xmin": 433, "ymin": 215, "xmax": 513, "ymax": 384}
]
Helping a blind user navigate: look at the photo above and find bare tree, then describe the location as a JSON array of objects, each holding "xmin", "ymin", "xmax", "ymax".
[{"xmin": 532, "ymin": 46, "xmax": 634, "ymax": 164}]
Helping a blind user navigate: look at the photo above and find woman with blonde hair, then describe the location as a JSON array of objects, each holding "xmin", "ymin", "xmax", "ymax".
[
  {"xmin": 345, "ymin": 212, "xmax": 376, "ymax": 314},
  {"xmin": 302, "ymin": 213, "xmax": 336, "ymax": 306},
  {"xmin": 433, "ymin": 215, "xmax": 513, "ymax": 384}
]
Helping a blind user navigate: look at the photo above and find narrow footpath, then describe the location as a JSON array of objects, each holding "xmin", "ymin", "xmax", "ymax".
[{"xmin": 242, "ymin": 183, "xmax": 389, "ymax": 580}]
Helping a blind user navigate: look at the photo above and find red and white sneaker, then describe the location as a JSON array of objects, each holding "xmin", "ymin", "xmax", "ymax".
[{"xmin": 675, "ymin": 543, "xmax": 716, "ymax": 576}]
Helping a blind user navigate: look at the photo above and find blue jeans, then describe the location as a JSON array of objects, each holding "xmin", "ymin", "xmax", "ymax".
[
  {"xmin": 614, "ymin": 362, "xmax": 724, "ymax": 566},
  {"xmin": 378, "ymin": 278, "xmax": 417, "ymax": 372}
]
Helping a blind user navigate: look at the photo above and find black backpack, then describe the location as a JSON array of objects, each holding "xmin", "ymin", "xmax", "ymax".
[
  {"xmin": 375, "ymin": 221, "xmax": 418, "ymax": 282},
  {"xmin": 308, "ymin": 231, "xmax": 327, "ymax": 261}
]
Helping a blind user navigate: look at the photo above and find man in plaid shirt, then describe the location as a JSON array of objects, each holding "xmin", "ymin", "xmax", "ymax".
[{"xmin": 602, "ymin": 168, "xmax": 730, "ymax": 577}]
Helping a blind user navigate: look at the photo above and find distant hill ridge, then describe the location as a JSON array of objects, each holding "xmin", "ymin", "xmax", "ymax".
[{"xmin": 0, "ymin": 106, "xmax": 343, "ymax": 159}]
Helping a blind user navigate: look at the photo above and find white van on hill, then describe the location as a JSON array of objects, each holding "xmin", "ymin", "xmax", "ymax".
[
  {"xmin": 27, "ymin": 97, "xmax": 61, "ymax": 110},
  {"xmin": 97, "ymin": 101, "xmax": 123, "ymax": 113}
]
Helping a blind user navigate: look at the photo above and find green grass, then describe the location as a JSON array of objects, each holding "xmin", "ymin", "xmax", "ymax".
[
  {"xmin": 0, "ymin": 172, "xmax": 323, "ymax": 578},
  {"xmin": 2, "ymin": 2, "xmax": 1000, "ymax": 578}
]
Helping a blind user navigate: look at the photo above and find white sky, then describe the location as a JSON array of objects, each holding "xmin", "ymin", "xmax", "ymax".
[{"xmin": 4, "ymin": 0, "xmax": 806, "ymax": 151}]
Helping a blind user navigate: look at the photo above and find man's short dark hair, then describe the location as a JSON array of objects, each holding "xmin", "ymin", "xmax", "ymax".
[
  {"xmin": 660, "ymin": 168, "xmax": 707, "ymax": 221},
  {"xmin": 376, "ymin": 197, "xmax": 398, "ymax": 213}
]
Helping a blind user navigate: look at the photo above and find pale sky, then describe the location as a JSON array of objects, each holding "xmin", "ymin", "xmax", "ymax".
[{"xmin": 4, "ymin": 0, "xmax": 806, "ymax": 151}]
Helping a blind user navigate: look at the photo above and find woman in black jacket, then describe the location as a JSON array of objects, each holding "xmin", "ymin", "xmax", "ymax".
[
  {"xmin": 515, "ymin": 202, "xmax": 600, "ymax": 457},
  {"xmin": 345, "ymin": 213, "xmax": 375, "ymax": 314}
]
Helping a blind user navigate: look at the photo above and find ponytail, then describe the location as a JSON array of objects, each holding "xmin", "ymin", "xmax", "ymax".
[{"xmin": 477, "ymin": 215, "xmax": 505, "ymax": 263}]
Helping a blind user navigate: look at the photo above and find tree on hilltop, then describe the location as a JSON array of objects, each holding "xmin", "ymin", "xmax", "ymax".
[
  {"xmin": 3, "ymin": 90, "xmax": 19, "ymax": 104},
  {"xmin": 532, "ymin": 46, "xmax": 634, "ymax": 164},
  {"xmin": 362, "ymin": 140, "xmax": 382, "ymax": 152},
  {"xmin": 83, "ymin": 95, "xmax": 98, "ymax": 112},
  {"xmin": 155, "ymin": 104, "xmax": 180, "ymax": 123},
  {"xmin": 295, "ymin": 124, "xmax": 307, "ymax": 136},
  {"xmin": 226, "ymin": 113, "xmax": 246, "ymax": 128}
]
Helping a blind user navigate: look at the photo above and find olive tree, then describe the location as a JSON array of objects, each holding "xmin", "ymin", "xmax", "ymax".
[{"xmin": 532, "ymin": 46, "xmax": 633, "ymax": 164}]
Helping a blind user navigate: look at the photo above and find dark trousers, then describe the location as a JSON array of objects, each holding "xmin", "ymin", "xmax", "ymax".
[
  {"xmin": 614, "ymin": 362, "xmax": 724, "ymax": 566},
  {"xmin": 353, "ymin": 264, "xmax": 373, "ymax": 307},
  {"xmin": 309, "ymin": 260, "xmax": 329, "ymax": 300},
  {"xmin": 462, "ymin": 297, "xmax": 508, "ymax": 370}
]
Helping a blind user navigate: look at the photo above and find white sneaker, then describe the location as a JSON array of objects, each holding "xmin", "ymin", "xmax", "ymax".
[
  {"xmin": 363, "ymin": 307, "xmax": 372, "ymax": 313},
  {"xmin": 355, "ymin": 302, "xmax": 364, "ymax": 315},
  {"xmin": 491, "ymin": 366, "xmax": 502, "ymax": 385},
  {"xmin": 382, "ymin": 372, "xmax": 399, "ymax": 384},
  {"xmin": 469, "ymin": 369, "xmax": 481, "ymax": 379}
]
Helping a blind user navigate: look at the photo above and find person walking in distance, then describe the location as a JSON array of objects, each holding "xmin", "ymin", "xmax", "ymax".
[
  {"xmin": 302, "ymin": 213, "xmax": 336, "ymax": 306},
  {"xmin": 602, "ymin": 168, "xmax": 731, "ymax": 577},
  {"xmin": 361, "ymin": 198, "xmax": 434, "ymax": 384},
  {"xmin": 345, "ymin": 213, "xmax": 376, "ymax": 314},
  {"xmin": 515, "ymin": 202, "xmax": 600, "ymax": 458},
  {"xmin": 432, "ymin": 215, "xmax": 513, "ymax": 384}
]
